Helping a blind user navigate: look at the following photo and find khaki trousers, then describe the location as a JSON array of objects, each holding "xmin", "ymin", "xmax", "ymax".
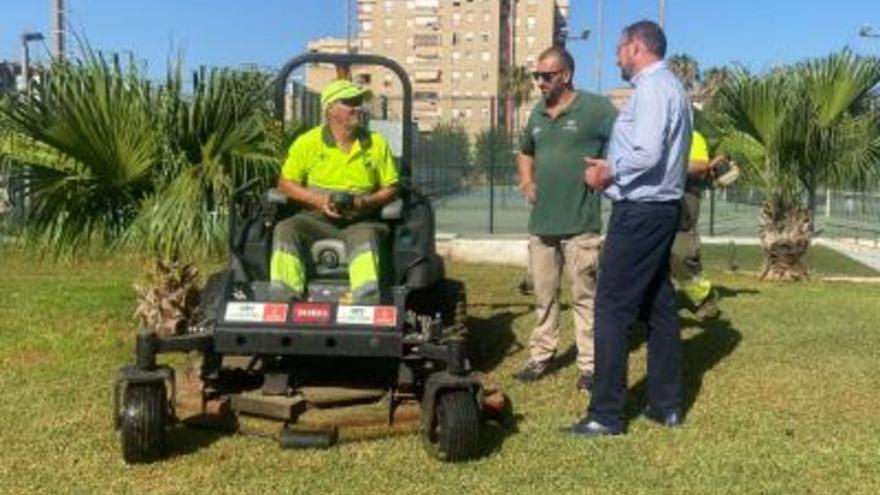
[{"xmin": 528, "ymin": 233, "xmax": 601, "ymax": 373}]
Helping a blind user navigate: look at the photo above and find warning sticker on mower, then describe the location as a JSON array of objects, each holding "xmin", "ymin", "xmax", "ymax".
[
  {"xmin": 291, "ymin": 303, "xmax": 332, "ymax": 324},
  {"xmin": 224, "ymin": 303, "xmax": 288, "ymax": 323},
  {"xmin": 336, "ymin": 305, "xmax": 397, "ymax": 327},
  {"xmin": 373, "ymin": 306, "xmax": 397, "ymax": 327}
]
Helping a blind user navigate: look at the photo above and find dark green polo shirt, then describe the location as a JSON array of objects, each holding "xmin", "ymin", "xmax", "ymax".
[{"xmin": 520, "ymin": 90, "xmax": 618, "ymax": 236}]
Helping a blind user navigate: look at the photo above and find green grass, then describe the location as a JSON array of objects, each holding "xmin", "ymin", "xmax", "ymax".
[
  {"xmin": 701, "ymin": 243, "xmax": 879, "ymax": 277},
  {"xmin": 1, "ymin": 250, "xmax": 880, "ymax": 494}
]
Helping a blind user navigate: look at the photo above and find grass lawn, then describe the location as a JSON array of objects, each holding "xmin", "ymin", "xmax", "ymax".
[{"xmin": 1, "ymin": 249, "xmax": 879, "ymax": 494}]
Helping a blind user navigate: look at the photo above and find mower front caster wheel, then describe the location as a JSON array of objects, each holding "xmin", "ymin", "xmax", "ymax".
[{"xmin": 120, "ymin": 382, "xmax": 168, "ymax": 464}]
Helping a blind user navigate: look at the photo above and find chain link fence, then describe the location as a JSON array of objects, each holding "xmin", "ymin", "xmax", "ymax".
[{"xmin": 286, "ymin": 88, "xmax": 880, "ymax": 242}]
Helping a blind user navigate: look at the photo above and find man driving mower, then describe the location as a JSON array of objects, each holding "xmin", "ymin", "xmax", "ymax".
[{"xmin": 270, "ymin": 79, "xmax": 399, "ymax": 304}]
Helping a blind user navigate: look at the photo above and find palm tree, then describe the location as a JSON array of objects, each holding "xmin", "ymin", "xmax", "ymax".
[
  {"xmin": 499, "ymin": 64, "xmax": 534, "ymax": 136},
  {"xmin": 125, "ymin": 65, "xmax": 279, "ymax": 258},
  {"xmin": 0, "ymin": 51, "xmax": 163, "ymax": 255},
  {"xmin": 700, "ymin": 66, "xmax": 732, "ymax": 99},
  {"xmin": 709, "ymin": 50, "xmax": 880, "ymax": 281},
  {"xmin": 667, "ymin": 53, "xmax": 700, "ymax": 92}
]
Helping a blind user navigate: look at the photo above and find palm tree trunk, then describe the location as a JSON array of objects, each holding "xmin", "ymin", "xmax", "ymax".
[{"xmin": 758, "ymin": 203, "xmax": 811, "ymax": 281}]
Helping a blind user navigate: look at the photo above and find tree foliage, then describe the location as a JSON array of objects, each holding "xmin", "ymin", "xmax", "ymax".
[
  {"xmin": 0, "ymin": 49, "xmax": 282, "ymax": 257},
  {"xmin": 708, "ymin": 50, "xmax": 880, "ymax": 280}
]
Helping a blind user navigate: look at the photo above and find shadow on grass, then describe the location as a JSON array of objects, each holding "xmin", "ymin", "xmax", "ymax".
[
  {"xmin": 479, "ymin": 394, "xmax": 523, "ymax": 458},
  {"xmin": 624, "ymin": 315, "xmax": 742, "ymax": 423},
  {"xmin": 164, "ymin": 415, "xmax": 237, "ymax": 460},
  {"xmin": 466, "ymin": 303, "xmax": 532, "ymax": 373}
]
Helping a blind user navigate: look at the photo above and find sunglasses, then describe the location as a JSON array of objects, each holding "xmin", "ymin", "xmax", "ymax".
[
  {"xmin": 531, "ymin": 70, "xmax": 563, "ymax": 83},
  {"xmin": 338, "ymin": 96, "xmax": 364, "ymax": 108}
]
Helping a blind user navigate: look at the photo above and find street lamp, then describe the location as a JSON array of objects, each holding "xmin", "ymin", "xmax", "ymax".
[
  {"xmin": 859, "ymin": 24, "xmax": 880, "ymax": 38},
  {"xmin": 20, "ymin": 32, "xmax": 45, "ymax": 93}
]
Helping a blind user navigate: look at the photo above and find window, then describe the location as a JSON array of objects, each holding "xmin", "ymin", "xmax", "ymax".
[
  {"xmin": 465, "ymin": 71, "xmax": 474, "ymax": 79},
  {"xmin": 452, "ymin": 71, "xmax": 461, "ymax": 80},
  {"xmin": 362, "ymin": 39, "xmax": 373, "ymax": 49},
  {"xmin": 452, "ymin": 51, "xmax": 461, "ymax": 61},
  {"xmin": 356, "ymin": 74, "xmax": 372, "ymax": 85},
  {"xmin": 527, "ymin": 16, "xmax": 537, "ymax": 31},
  {"xmin": 415, "ymin": 16, "xmax": 438, "ymax": 27},
  {"xmin": 451, "ymin": 32, "xmax": 458, "ymax": 45},
  {"xmin": 362, "ymin": 4, "xmax": 373, "ymax": 13},
  {"xmin": 361, "ymin": 21, "xmax": 372, "ymax": 32},
  {"xmin": 527, "ymin": 36, "xmax": 535, "ymax": 47},
  {"xmin": 385, "ymin": 19, "xmax": 394, "ymax": 27},
  {"xmin": 481, "ymin": 72, "xmax": 489, "ymax": 81},
  {"xmin": 481, "ymin": 51, "xmax": 490, "ymax": 61},
  {"xmin": 452, "ymin": 13, "xmax": 461, "ymax": 25},
  {"xmin": 481, "ymin": 32, "xmax": 490, "ymax": 43},
  {"xmin": 465, "ymin": 32, "xmax": 474, "ymax": 42}
]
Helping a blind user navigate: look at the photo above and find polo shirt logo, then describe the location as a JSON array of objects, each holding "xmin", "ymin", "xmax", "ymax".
[
  {"xmin": 563, "ymin": 120, "xmax": 578, "ymax": 132},
  {"xmin": 533, "ymin": 127, "xmax": 542, "ymax": 136}
]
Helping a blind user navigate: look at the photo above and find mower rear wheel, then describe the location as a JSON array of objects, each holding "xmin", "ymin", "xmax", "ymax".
[
  {"xmin": 120, "ymin": 382, "xmax": 168, "ymax": 464},
  {"xmin": 423, "ymin": 390, "xmax": 480, "ymax": 462}
]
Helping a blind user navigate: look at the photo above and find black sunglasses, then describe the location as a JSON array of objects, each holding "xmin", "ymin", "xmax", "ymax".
[
  {"xmin": 338, "ymin": 95, "xmax": 365, "ymax": 107},
  {"xmin": 531, "ymin": 70, "xmax": 563, "ymax": 83}
]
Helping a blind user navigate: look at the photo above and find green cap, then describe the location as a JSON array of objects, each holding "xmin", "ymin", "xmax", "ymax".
[{"xmin": 321, "ymin": 79, "xmax": 372, "ymax": 111}]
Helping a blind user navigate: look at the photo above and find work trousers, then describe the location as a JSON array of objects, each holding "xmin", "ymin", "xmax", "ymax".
[
  {"xmin": 670, "ymin": 190, "xmax": 712, "ymax": 304},
  {"xmin": 271, "ymin": 211, "xmax": 386, "ymax": 304},
  {"xmin": 528, "ymin": 233, "xmax": 601, "ymax": 374}
]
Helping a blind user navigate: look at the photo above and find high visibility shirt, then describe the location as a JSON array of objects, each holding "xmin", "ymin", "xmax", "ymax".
[
  {"xmin": 281, "ymin": 125, "xmax": 399, "ymax": 193},
  {"xmin": 690, "ymin": 130, "xmax": 709, "ymax": 162}
]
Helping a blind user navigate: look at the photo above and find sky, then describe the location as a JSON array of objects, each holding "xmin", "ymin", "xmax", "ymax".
[{"xmin": 1, "ymin": 0, "xmax": 879, "ymax": 91}]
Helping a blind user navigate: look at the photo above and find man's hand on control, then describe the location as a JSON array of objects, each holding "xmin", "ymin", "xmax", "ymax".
[{"xmin": 319, "ymin": 194, "xmax": 342, "ymax": 219}]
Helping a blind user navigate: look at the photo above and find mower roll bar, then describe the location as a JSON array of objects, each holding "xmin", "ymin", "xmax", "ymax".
[{"xmin": 272, "ymin": 53, "xmax": 413, "ymax": 181}]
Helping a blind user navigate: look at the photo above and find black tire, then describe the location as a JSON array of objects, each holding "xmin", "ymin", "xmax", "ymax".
[
  {"xmin": 120, "ymin": 382, "xmax": 167, "ymax": 464},
  {"xmin": 423, "ymin": 390, "xmax": 481, "ymax": 462}
]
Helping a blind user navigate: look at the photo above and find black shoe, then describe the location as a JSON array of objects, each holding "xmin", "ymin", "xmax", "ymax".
[
  {"xmin": 576, "ymin": 372, "xmax": 595, "ymax": 392},
  {"xmin": 562, "ymin": 417, "xmax": 623, "ymax": 438},
  {"xmin": 512, "ymin": 358, "xmax": 553, "ymax": 382},
  {"xmin": 643, "ymin": 406, "xmax": 684, "ymax": 427}
]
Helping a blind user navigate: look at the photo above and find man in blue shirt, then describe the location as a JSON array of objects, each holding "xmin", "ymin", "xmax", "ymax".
[{"xmin": 570, "ymin": 20, "xmax": 692, "ymax": 437}]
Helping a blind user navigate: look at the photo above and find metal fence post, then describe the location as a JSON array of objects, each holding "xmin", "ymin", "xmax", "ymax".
[
  {"xmin": 709, "ymin": 188, "xmax": 716, "ymax": 236},
  {"xmin": 489, "ymin": 97, "xmax": 496, "ymax": 234}
]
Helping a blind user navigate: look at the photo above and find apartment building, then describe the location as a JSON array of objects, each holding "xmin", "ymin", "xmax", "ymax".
[{"xmin": 305, "ymin": 0, "xmax": 570, "ymax": 135}]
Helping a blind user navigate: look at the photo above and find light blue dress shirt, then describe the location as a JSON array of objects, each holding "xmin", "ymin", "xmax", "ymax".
[{"xmin": 604, "ymin": 61, "xmax": 692, "ymax": 202}]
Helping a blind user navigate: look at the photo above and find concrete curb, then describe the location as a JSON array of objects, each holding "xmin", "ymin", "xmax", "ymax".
[{"xmin": 435, "ymin": 234, "xmax": 880, "ymax": 273}]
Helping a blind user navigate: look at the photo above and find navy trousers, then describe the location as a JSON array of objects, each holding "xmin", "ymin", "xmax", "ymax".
[{"xmin": 587, "ymin": 200, "xmax": 682, "ymax": 431}]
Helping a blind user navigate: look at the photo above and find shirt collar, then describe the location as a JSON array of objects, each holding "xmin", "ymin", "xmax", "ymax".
[
  {"xmin": 321, "ymin": 125, "xmax": 366, "ymax": 154},
  {"xmin": 538, "ymin": 90, "xmax": 581, "ymax": 118},
  {"xmin": 631, "ymin": 60, "xmax": 666, "ymax": 86}
]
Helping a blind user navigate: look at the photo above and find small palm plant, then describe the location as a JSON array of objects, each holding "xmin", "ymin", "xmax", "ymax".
[{"xmin": 709, "ymin": 51, "xmax": 880, "ymax": 280}]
